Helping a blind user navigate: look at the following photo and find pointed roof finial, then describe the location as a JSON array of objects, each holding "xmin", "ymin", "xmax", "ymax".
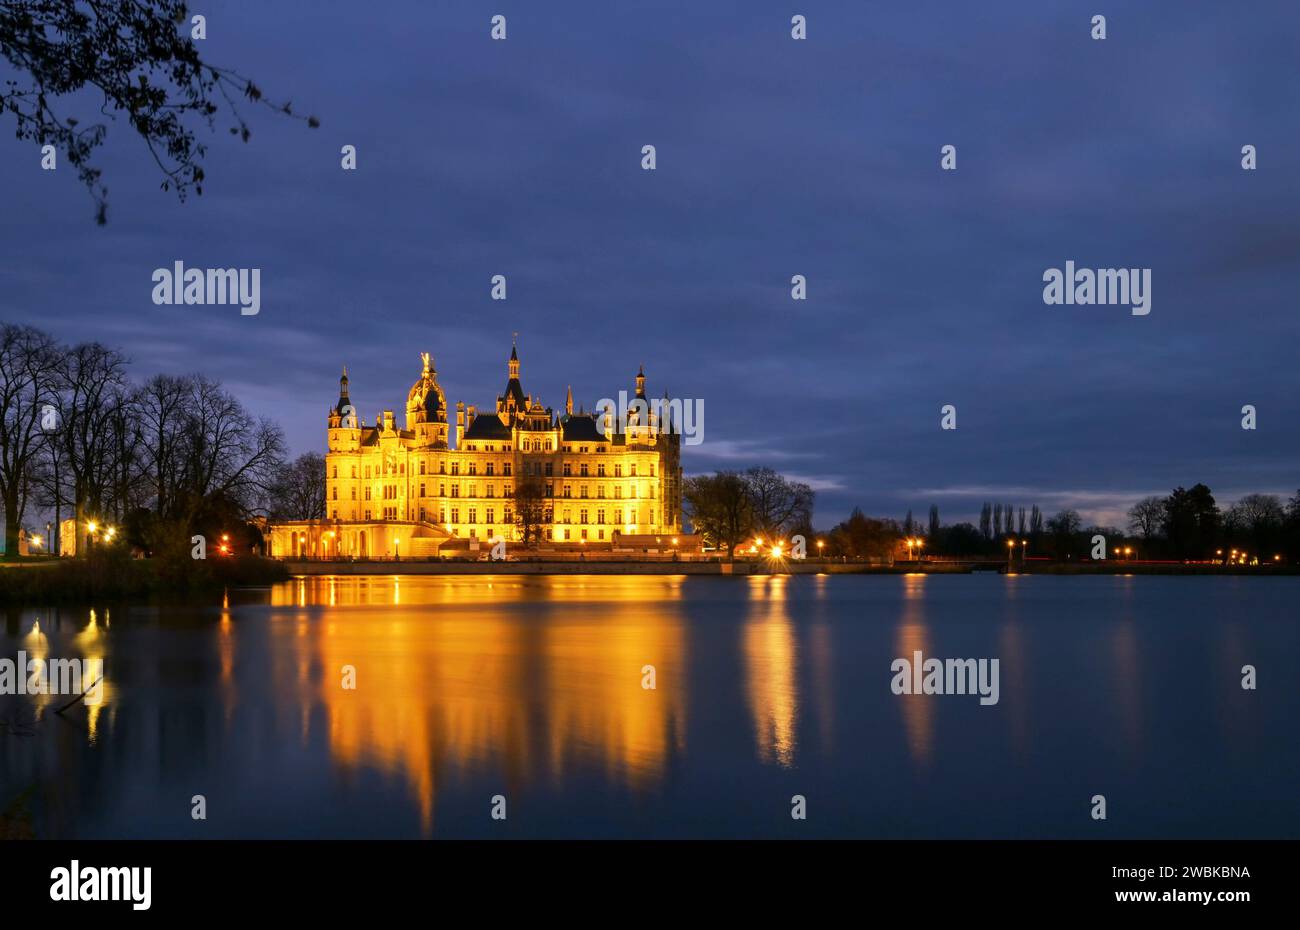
[{"xmin": 565, "ymin": 384, "xmax": 574, "ymax": 416}]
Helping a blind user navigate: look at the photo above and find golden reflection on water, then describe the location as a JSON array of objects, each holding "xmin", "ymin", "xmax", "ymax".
[
  {"xmin": 744, "ymin": 575, "xmax": 799, "ymax": 767},
  {"xmin": 894, "ymin": 573, "xmax": 934, "ymax": 767},
  {"xmin": 275, "ymin": 575, "xmax": 688, "ymax": 833},
  {"xmin": 12, "ymin": 610, "xmax": 112, "ymax": 739}
]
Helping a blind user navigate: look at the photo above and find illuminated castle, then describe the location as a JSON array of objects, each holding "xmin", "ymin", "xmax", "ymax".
[{"xmin": 275, "ymin": 341, "xmax": 683, "ymax": 558}]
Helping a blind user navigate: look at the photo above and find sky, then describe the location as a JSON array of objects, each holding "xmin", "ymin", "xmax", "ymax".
[{"xmin": 2, "ymin": 0, "xmax": 1298, "ymax": 530}]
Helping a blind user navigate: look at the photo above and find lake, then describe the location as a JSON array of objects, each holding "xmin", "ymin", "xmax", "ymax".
[{"xmin": 2, "ymin": 573, "xmax": 1296, "ymax": 838}]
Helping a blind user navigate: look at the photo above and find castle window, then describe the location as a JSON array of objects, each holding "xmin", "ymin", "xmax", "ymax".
[
  {"xmin": 503, "ymin": 463, "xmax": 512, "ymax": 476},
  {"xmin": 469, "ymin": 463, "xmax": 477, "ymax": 476},
  {"xmin": 598, "ymin": 529, "xmax": 605, "ymax": 540},
  {"xmin": 597, "ymin": 464, "xmax": 605, "ymax": 477},
  {"xmin": 332, "ymin": 465, "xmax": 338, "ymax": 478},
  {"xmin": 563, "ymin": 463, "xmax": 571, "ymax": 477},
  {"xmin": 544, "ymin": 462, "xmax": 552, "ymax": 477},
  {"xmin": 452, "ymin": 485, "xmax": 459, "ymax": 498},
  {"xmin": 580, "ymin": 509, "xmax": 588, "ymax": 524},
  {"xmin": 546, "ymin": 528, "xmax": 553, "ymax": 540},
  {"xmin": 563, "ymin": 485, "xmax": 571, "ymax": 498},
  {"xmin": 504, "ymin": 484, "xmax": 512, "ymax": 496},
  {"xmin": 365, "ymin": 488, "xmax": 372, "ymax": 500},
  {"xmin": 615, "ymin": 464, "xmax": 622, "ymax": 478},
  {"xmin": 451, "ymin": 463, "xmax": 459, "ymax": 476},
  {"xmin": 468, "ymin": 484, "xmax": 477, "ymax": 497},
  {"xmin": 351, "ymin": 488, "xmax": 357, "ymax": 500},
  {"xmin": 486, "ymin": 485, "xmax": 494, "ymax": 498},
  {"xmin": 615, "ymin": 509, "xmax": 623, "ymax": 525},
  {"xmin": 420, "ymin": 462, "xmax": 426, "ymax": 475},
  {"xmin": 564, "ymin": 529, "xmax": 571, "ymax": 540},
  {"xmin": 563, "ymin": 510, "xmax": 571, "ymax": 524},
  {"xmin": 352, "ymin": 466, "xmax": 357, "ymax": 478},
  {"xmin": 504, "ymin": 507, "xmax": 513, "ymax": 523},
  {"xmin": 469, "ymin": 508, "xmax": 477, "ymax": 523},
  {"xmin": 440, "ymin": 463, "xmax": 446, "ymax": 475},
  {"xmin": 546, "ymin": 441, "xmax": 552, "ymax": 451},
  {"xmin": 614, "ymin": 487, "xmax": 622, "ymax": 499},
  {"xmin": 439, "ymin": 483, "xmax": 445, "ymax": 496},
  {"xmin": 598, "ymin": 487, "xmax": 605, "ymax": 499},
  {"xmin": 630, "ymin": 464, "xmax": 637, "ymax": 476},
  {"xmin": 486, "ymin": 508, "xmax": 495, "ymax": 524},
  {"xmin": 581, "ymin": 447, "xmax": 588, "ymax": 454},
  {"xmin": 365, "ymin": 466, "xmax": 371, "ymax": 479},
  {"xmin": 581, "ymin": 529, "xmax": 588, "ymax": 540},
  {"xmin": 365, "ymin": 509, "xmax": 372, "ymax": 520},
  {"xmin": 419, "ymin": 507, "xmax": 426, "ymax": 521},
  {"xmin": 486, "ymin": 463, "xmax": 495, "ymax": 476},
  {"xmin": 545, "ymin": 483, "xmax": 553, "ymax": 497},
  {"xmin": 332, "ymin": 488, "xmax": 338, "ymax": 500},
  {"xmin": 598, "ymin": 510, "xmax": 605, "ymax": 524},
  {"xmin": 580, "ymin": 463, "xmax": 588, "ymax": 477},
  {"xmin": 451, "ymin": 508, "xmax": 459, "ymax": 523},
  {"xmin": 420, "ymin": 483, "xmax": 426, "ymax": 496},
  {"xmin": 651, "ymin": 464, "xmax": 656, "ymax": 476},
  {"xmin": 580, "ymin": 486, "xmax": 588, "ymax": 499}
]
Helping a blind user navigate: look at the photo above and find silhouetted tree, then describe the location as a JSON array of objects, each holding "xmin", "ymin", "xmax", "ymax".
[
  {"xmin": 684, "ymin": 471, "xmax": 752, "ymax": 559},
  {"xmin": 743, "ymin": 467, "xmax": 814, "ymax": 540},
  {"xmin": 0, "ymin": 0, "xmax": 318, "ymax": 222},
  {"xmin": 513, "ymin": 476, "xmax": 547, "ymax": 546},
  {"xmin": 268, "ymin": 452, "xmax": 326, "ymax": 521},
  {"xmin": 0, "ymin": 324, "xmax": 59, "ymax": 554},
  {"xmin": 1127, "ymin": 495, "xmax": 1164, "ymax": 541},
  {"xmin": 1161, "ymin": 484, "xmax": 1220, "ymax": 560}
]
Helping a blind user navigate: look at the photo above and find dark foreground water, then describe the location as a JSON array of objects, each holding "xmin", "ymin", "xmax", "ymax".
[{"xmin": 1, "ymin": 573, "xmax": 1297, "ymax": 839}]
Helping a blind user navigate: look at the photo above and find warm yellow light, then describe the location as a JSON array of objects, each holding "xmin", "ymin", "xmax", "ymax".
[
  {"xmin": 771, "ymin": 546, "xmax": 783, "ymax": 558},
  {"xmin": 671, "ymin": 537, "xmax": 678, "ymax": 545},
  {"xmin": 1007, "ymin": 540, "xmax": 1015, "ymax": 548},
  {"xmin": 87, "ymin": 521, "xmax": 98, "ymax": 533},
  {"xmin": 31, "ymin": 535, "xmax": 42, "ymax": 546}
]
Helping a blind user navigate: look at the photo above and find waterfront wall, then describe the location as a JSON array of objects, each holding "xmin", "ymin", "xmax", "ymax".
[{"xmin": 280, "ymin": 559, "xmax": 922, "ymax": 576}]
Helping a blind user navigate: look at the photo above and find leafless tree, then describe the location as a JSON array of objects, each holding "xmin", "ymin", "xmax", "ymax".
[{"xmin": 0, "ymin": 324, "xmax": 59, "ymax": 554}]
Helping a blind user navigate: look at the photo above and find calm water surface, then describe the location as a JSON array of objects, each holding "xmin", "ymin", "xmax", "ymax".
[{"xmin": 2, "ymin": 573, "xmax": 1297, "ymax": 838}]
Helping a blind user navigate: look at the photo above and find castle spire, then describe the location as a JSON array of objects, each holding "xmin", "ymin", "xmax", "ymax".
[{"xmin": 566, "ymin": 384, "xmax": 573, "ymax": 416}]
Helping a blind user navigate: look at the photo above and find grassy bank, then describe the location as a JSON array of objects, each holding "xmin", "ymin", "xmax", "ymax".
[{"xmin": 0, "ymin": 551, "xmax": 288, "ymax": 604}]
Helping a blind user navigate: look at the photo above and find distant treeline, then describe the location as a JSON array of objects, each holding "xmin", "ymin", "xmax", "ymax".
[{"xmin": 892, "ymin": 484, "xmax": 1300, "ymax": 562}]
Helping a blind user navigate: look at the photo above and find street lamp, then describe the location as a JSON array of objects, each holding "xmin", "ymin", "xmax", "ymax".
[{"xmin": 1007, "ymin": 539, "xmax": 1015, "ymax": 565}]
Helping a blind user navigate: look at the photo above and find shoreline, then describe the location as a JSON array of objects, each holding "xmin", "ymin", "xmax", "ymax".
[{"xmin": 279, "ymin": 559, "xmax": 1300, "ymax": 577}]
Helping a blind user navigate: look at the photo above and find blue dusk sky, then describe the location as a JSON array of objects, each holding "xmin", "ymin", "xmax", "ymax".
[{"xmin": 2, "ymin": 0, "xmax": 1297, "ymax": 529}]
